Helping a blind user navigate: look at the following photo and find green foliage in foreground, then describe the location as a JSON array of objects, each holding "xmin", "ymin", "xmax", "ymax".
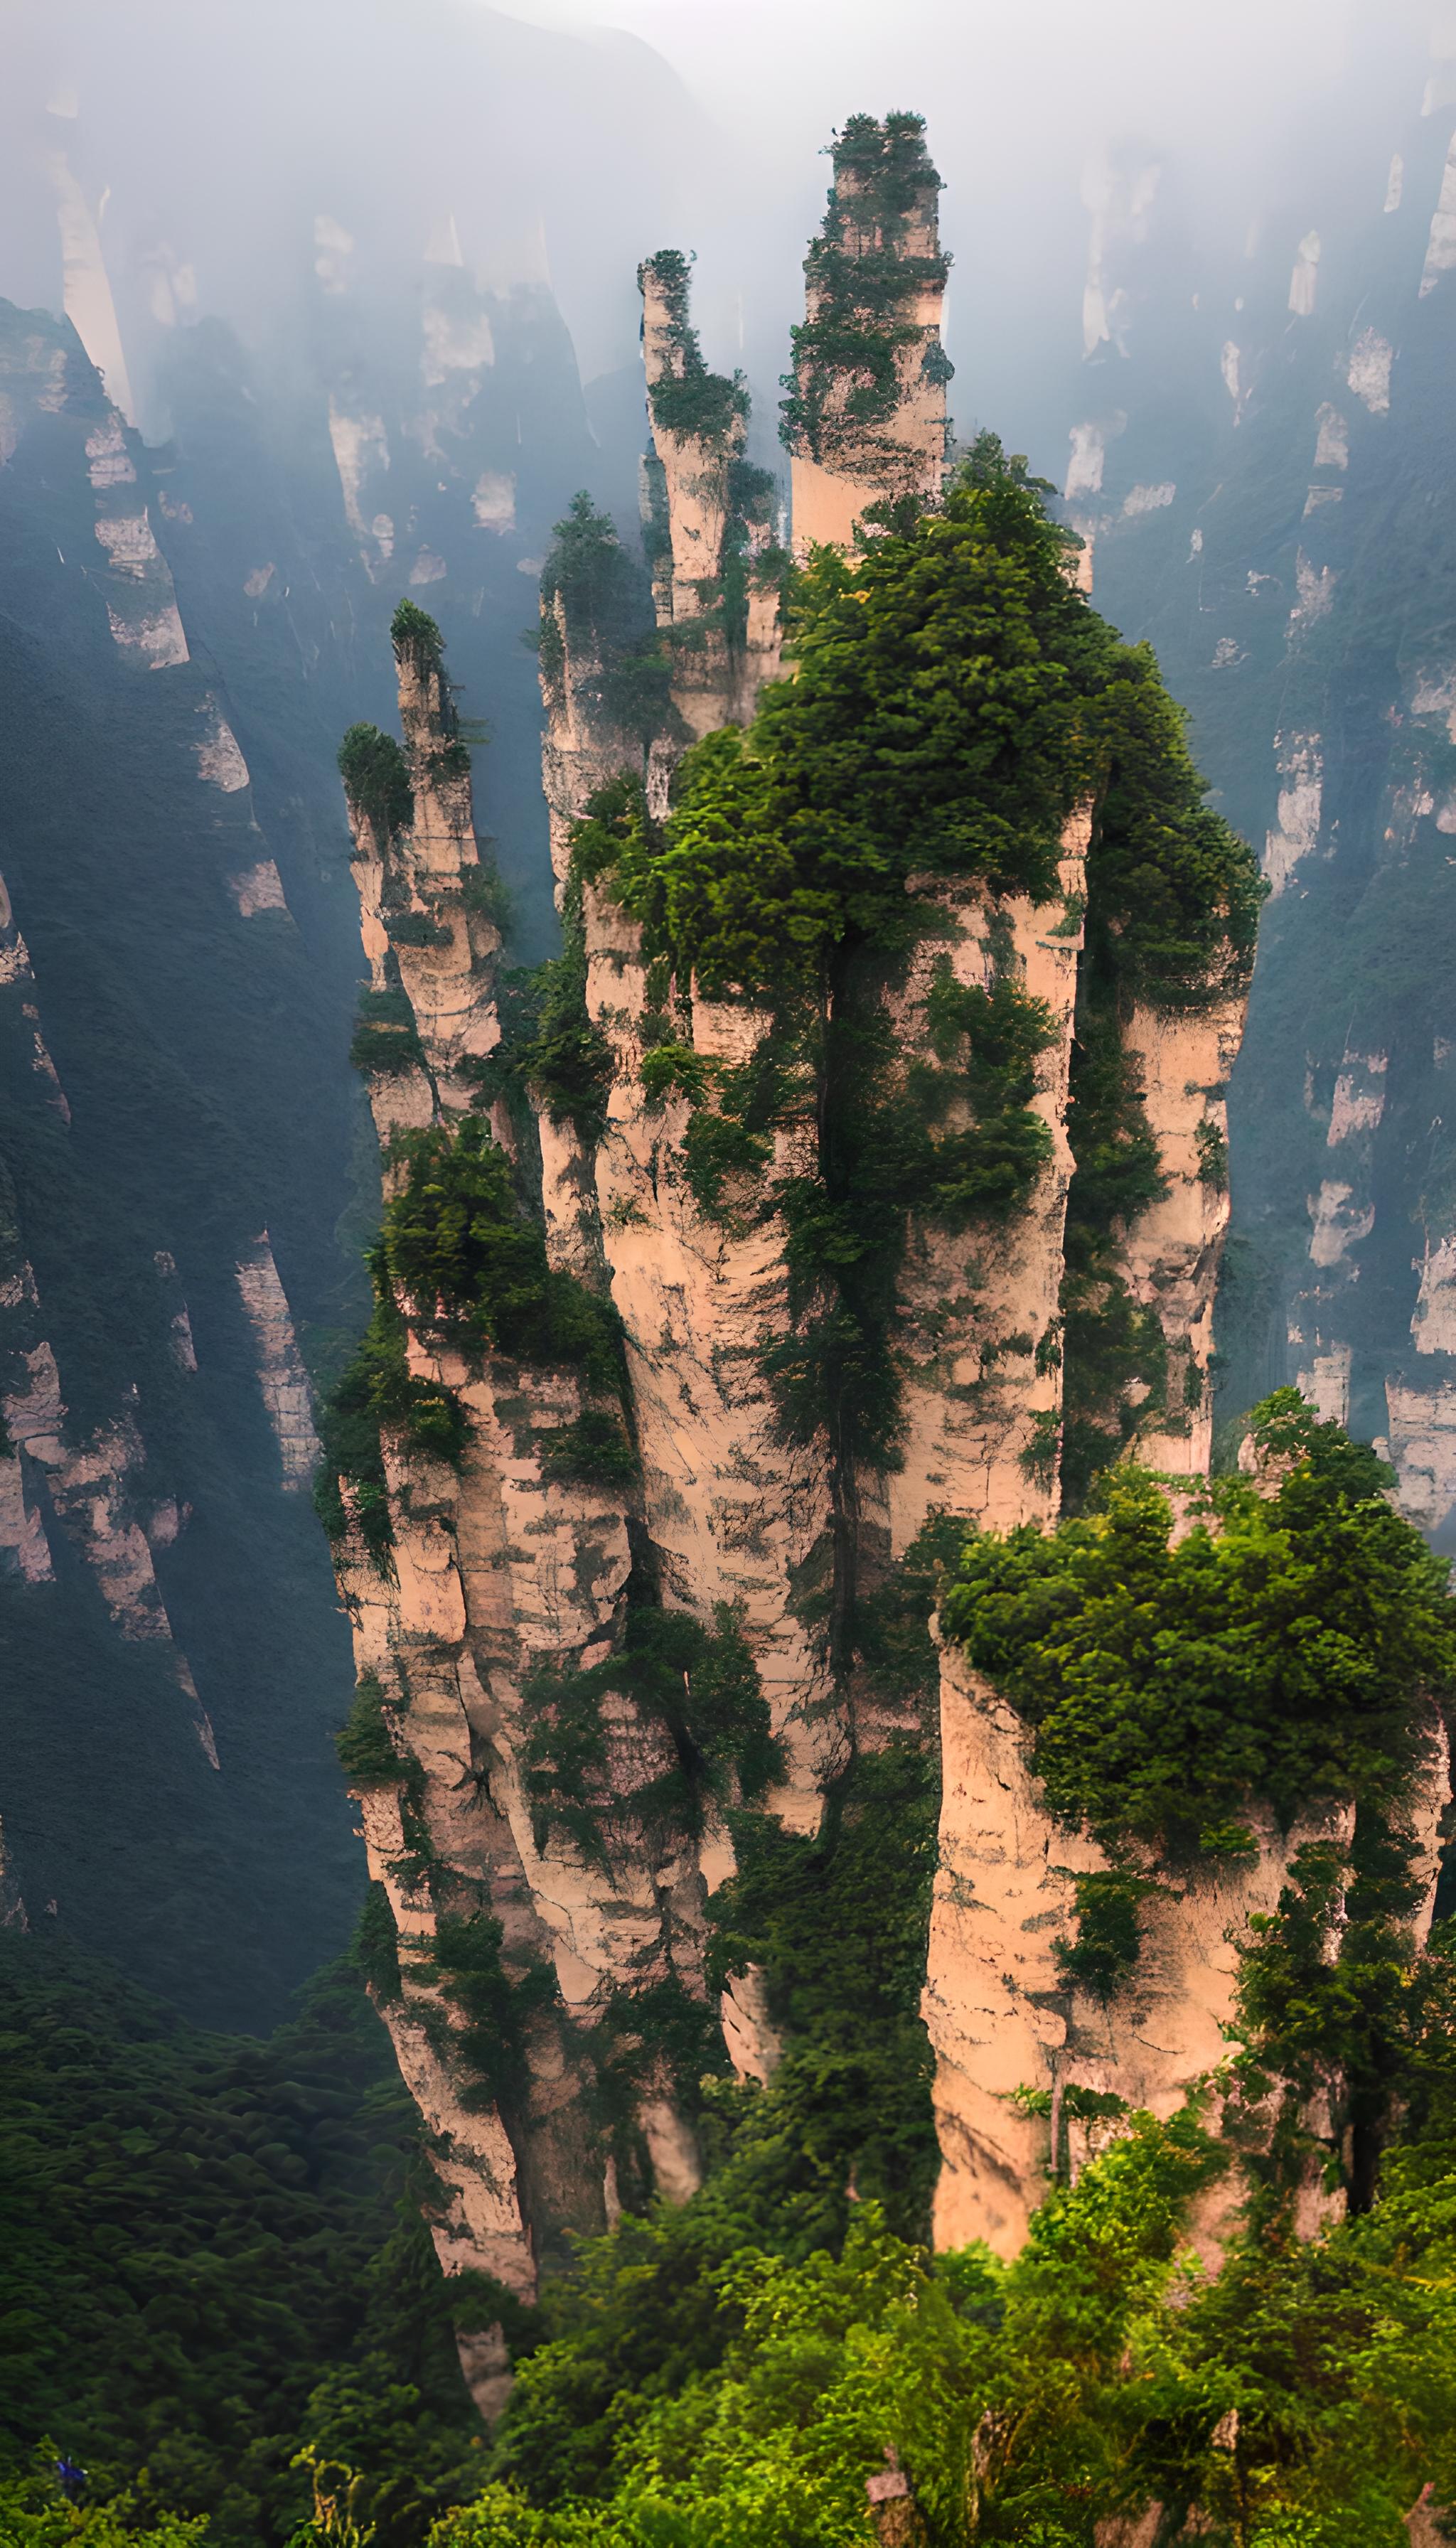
[
  {"xmin": 447, "ymin": 2085, "xmax": 1456, "ymax": 2546},
  {"xmin": 0, "ymin": 2471, "xmax": 207, "ymax": 2548},
  {"xmin": 0, "ymin": 1939, "xmax": 480, "ymax": 2548},
  {"xmin": 941, "ymin": 1398, "xmax": 1454, "ymax": 1869}
]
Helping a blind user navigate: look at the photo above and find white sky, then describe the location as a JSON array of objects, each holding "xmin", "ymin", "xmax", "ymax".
[
  {"xmin": 491, "ymin": 0, "xmax": 1370, "ymax": 168},
  {"xmin": 483, "ymin": 0, "xmax": 1426, "ymax": 464}
]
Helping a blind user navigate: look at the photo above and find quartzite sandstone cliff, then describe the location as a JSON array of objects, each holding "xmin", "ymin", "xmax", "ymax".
[{"xmin": 321, "ymin": 118, "xmax": 1431, "ymax": 2406}]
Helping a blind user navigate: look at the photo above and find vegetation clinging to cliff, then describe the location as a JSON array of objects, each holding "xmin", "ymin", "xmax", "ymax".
[
  {"xmin": 381, "ymin": 1118, "xmax": 622, "ymax": 1387},
  {"xmin": 571, "ymin": 444, "xmax": 1257, "ymax": 1483},
  {"xmin": 639, "ymin": 249, "xmax": 749, "ymax": 448},
  {"xmin": 338, "ymin": 724, "xmax": 413, "ymax": 844},
  {"xmin": 943, "ymin": 1396, "xmax": 1453, "ymax": 1866},
  {"xmin": 577, "ymin": 447, "xmax": 1260, "ymax": 1007},
  {"xmin": 477, "ymin": 894, "xmax": 614, "ymax": 1145},
  {"xmin": 523, "ymin": 1599, "xmax": 780, "ymax": 1867},
  {"xmin": 781, "ymin": 111, "xmax": 951, "ymax": 475},
  {"xmin": 313, "ymin": 1256, "xmax": 469, "ymax": 1564},
  {"xmin": 314, "ymin": 1118, "xmax": 630, "ymax": 1563},
  {"xmin": 390, "ymin": 599, "xmax": 449, "ymax": 692},
  {"xmin": 537, "ymin": 495, "xmax": 672, "ymax": 748}
]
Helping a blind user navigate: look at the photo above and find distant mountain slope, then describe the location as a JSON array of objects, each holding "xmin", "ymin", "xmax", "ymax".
[
  {"xmin": 0, "ymin": 104, "xmax": 647, "ymax": 2023},
  {"xmin": 1052, "ymin": 51, "xmax": 1456, "ymax": 1541}
]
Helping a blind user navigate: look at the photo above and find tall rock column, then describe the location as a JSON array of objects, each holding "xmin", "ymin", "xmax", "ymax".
[
  {"xmin": 783, "ymin": 112, "xmax": 951, "ymax": 557},
  {"xmin": 874, "ymin": 810, "xmax": 1092, "ymax": 1558},
  {"xmin": 326, "ymin": 609, "xmax": 737, "ymax": 2380},
  {"xmin": 584, "ymin": 909, "xmax": 841, "ymax": 1834},
  {"xmin": 638, "ymin": 251, "xmax": 781, "ymax": 734}
]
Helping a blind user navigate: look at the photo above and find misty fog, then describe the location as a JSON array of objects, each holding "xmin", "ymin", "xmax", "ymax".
[{"xmin": 1, "ymin": 0, "xmax": 1446, "ymax": 477}]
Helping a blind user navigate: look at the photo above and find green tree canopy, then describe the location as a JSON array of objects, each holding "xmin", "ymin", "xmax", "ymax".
[
  {"xmin": 577, "ymin": 449, "xmax": 1261, "ymax": 1009},
  {"xmin": 940, "ymin": 1396, "xmax": 1455, "ymax": 1862}
]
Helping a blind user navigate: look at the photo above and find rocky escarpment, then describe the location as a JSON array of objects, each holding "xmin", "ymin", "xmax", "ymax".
[
  {"xmin": 1, "ymin": 33, "xmax": 686, "ymax": 2026},
  {"xmin": 1050, "ymin": 36, "xmax": 1456, "ymax": 1539},
  {"xmin": 318, "ymin": 110, "xmax": 1271, "ymax": 2347}
]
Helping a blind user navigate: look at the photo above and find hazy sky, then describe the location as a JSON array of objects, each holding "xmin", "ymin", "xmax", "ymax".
[
  {"xmin": 483, "ymin": 0, "xmax": 1433, "ymax": 468},
  {"xmin": 2, "ymin": 0, "xmax": 1442, "ymax": 475},
  {"xmin": 495, "ymin": 0, "xmax": 1371, "ymax": 154}
]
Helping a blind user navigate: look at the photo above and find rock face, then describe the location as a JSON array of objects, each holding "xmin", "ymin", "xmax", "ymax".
[
  {"xmin": 638, "ymin": 253, "xmax": 781, "ymax": 733},
  {"xmin": 0, "ymin": 299, "xmax": 363, "ymax": 2028},
  {"xmin": 878, "ymin": 818, "xmax": 1091, "ymax": 1553},
  {"xmin": 323, "ymin": 114, "xmax": 1263, "ymax": 2325},
  {"xmin": 926, "ymin": 1639, "xmax": 1450, "ymax": 2257}
]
